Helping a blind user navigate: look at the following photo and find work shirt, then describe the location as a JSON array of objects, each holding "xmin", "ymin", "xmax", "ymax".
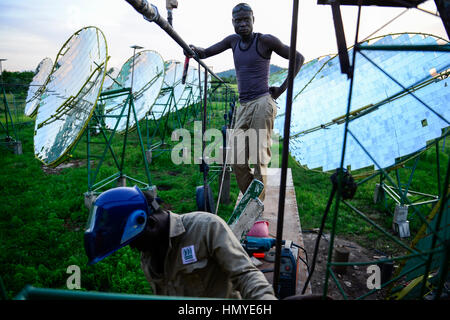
[{"xmin": 140, "ymin": 211, "xmax": 277, "ymax": 299}]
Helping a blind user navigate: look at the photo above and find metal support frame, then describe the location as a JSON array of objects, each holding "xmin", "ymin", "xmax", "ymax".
[
  {"xmin": 125, "ymin": 0, "xmax": 239, "ymax": 215},
  {"xmin": 320, "ymin": 0, "xmax": 450, "ymax": 300},
  {"xmin": 373, "ymin": 150, "xmax": 442, "ymax": 238},
  {"xmin": 145, "ymin": 86, "xmax": 180, "ymax": 157},
  {"xmin": 273, "ymin": 0, "xmax": 300, "ymax": 297},
  {"xmin": 0, "ymin": 59, "xmax": 22, "ymax": 154},
  {"xmin": 145, "ymin": 79, "xmax": 206, "ymax": 160},
  {"xmin": 178, "ymin": 85, "xmax": 202, "ymax": 126},
  {"xmin": 85, "ymin": 87, "xmax": 153, "ymax": 199}
]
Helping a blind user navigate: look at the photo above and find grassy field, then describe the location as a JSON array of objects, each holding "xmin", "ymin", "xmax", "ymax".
[{"xmin": 0, "ymin": 91, "xmax": 448, "ymax": 299}]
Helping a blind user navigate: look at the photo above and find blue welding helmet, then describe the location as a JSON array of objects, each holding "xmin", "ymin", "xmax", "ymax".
[{"xmin": 84, "ymin": 186, "xmax": 149, "ymax": 265}]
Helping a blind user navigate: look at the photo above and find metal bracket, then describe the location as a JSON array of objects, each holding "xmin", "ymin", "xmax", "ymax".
[
  {"xmin": 141, "ymin": 2, "xmax": 160, "ymax": 23},
  {"xmin": 393, "ymin": 204, "xmax": 410, "ymax": 238}
]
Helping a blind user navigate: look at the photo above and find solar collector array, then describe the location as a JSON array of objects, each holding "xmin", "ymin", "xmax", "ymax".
[
  {"xmin": 103, "ymin": 50, "xmax": 165, "ymax": 132},
  {"xmin": 269, "ymin": 33, "xmax": 449, "ymax": 172}
]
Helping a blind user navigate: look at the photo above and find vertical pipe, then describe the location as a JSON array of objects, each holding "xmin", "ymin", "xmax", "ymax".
[
  {"xmin": 203, "ymin": 67, "xmax": 208, "ymax": 211},
  {"xmin": 272, "ymin": 0, "xmax": 299, "ymax": 296},
  {"xmin": 132, "ymin": 98, "xmax": 152, "ymax": 186},
  {"xmin": 0, "ymin": 60, "xmax": 11, "ymax": 138},
  {"xmin": 323, "ymin": 1, "xmax": 363, "ymax": 298},
  {"xmin": 131, "ymin": 47, "xmax": 138, "ymax": 92},
  {"xmin": 87, "ymin": 115, "xmax": 92, "ymax": 191},
  {"xmin": 436, "ymin": 140, "xmax": 441, "ymax": 196},
  {"xmin": 395, "ymin": 168, "xmax": 403, "ymax": 204}
]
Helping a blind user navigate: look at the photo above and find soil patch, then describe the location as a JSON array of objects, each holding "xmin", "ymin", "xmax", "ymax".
[
  {"xmin": 157, "ymin": 184, "xmax": 173, "ymax": 191},
  {"xmin": 42, "ymin": 160, "xmax": 87, "ymax": 175},
  {"xmin": 302, "ymin": 231, "xmax": 390, "ymax": 300}
]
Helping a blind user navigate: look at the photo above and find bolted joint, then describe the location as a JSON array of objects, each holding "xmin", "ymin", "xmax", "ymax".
[
  {"xmin": 143, "ymin": 3, "xmax": 159, "ymax": 22},
  {"xmin": 200, "ymin": 161, "xmax": 209, "ymax": 174},
  {"xmin": 330, "ymin": 168, "xmax": 357, "ymax": 200}
]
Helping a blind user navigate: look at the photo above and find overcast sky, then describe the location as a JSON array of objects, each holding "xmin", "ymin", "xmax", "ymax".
[{"xmin": 0, "ymin": 0, "xmax": 447, "ymax": 74}]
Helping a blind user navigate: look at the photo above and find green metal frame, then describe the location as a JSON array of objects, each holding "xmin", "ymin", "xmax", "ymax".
[
  {"xmin": 145, "ymin": 86, "xmax": 183, "ymax": 158},
  {"xmin": 203, "ymin": 83, "xmax": 237, "ymax": 186},
  {"xmin": 318, "ymin": 7, "xmax": 450, "ymax": 300},
  {"xmin": 373, "ymin": 133, "xmax": 449, "ymax": 211},
  {"xmin": 15, "ymin": 285, "xmax": 221, "ymax": 300},
  {"xmin": 177, "ymin": 83, "xmax": 202, "ymax": 126},
  {"xmin": 0, "ymin": 72, "xmax": 20, "ymax": 152},
  {"xmin": 86, "ymin": 87, "xmax": 152, "ymax": 194}
]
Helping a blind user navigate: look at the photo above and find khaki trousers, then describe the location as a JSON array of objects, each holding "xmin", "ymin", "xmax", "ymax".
[{"xmin": 230, "ymin": 94, "xmax": 277, "ymax": 201}]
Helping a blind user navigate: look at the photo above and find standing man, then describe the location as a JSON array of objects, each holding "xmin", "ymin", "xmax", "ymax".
[{"xmin": 189, "ymin": 3, "xmax": 304, "ymax": 200}]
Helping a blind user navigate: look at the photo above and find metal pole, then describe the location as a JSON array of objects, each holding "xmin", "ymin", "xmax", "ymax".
[
  {"xmin": 0, "ymin": 59, "xmax": 10, "ymax": 137},
  {"xmin": 272, "ymin": 0, "xmax": 299, "ymax": 297},
  {"xmin": 203, "ymin": 67, "xmax": 208, "ymax": 212},
  {"xmin": 132, "ymin": 95, "xmax": 153, "ymax": 186},
  {"xmin": 436, "ymin": 140, "xmax": 441, "ymax": 196},
  {"xmin": 323, "ymin": 0, "xmax": 363, "ymax": 298},
  {"xmin": 130, "ymin": 45, "xmax": 143, "ymax": 93},
  {"xmin": 87, "ymin": 116, "xmax": 92, "ymax": 191}
]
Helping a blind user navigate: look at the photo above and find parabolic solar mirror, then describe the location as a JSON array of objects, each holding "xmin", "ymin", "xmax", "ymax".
[
  {"xmin": 150, "ymin": 60, "xmax": 184, "ymax": 120},
  {"xmin": 34, "ymin": 26, "xmax": 108, "ymax": 167},
  {"xmin": 24, "ymin": 57, "xmax": 53, "ymax": 117},
  {"xmin": 188, "ymin": 66, "xmax": 211, "ymax": 106},
  {"xmin": 104, "ymin": 50, "xmax": 165, "ymax": 132},
  {"xmin": 270, "ymin": 33, "xmax": 449, "ymax": 172},
  {"xmin": 177, "ymin": 65, "xmax": 200, "ymax": 107}
]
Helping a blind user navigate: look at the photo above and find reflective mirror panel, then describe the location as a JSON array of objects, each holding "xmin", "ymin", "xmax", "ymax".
[
  {"xmin": 24, "ymin": 57, "xmax": 53, "ymax": 117},
  {"xmin": 103, "ymin": 50, "xmax": 165, "ymax": 132},
  {"xmin": 34, "ymin": 26, "xmax": 108, "ymax": 166},
  {"xmin": 270, "ymin": 33, "xmax": 449, "ymax": 172}
]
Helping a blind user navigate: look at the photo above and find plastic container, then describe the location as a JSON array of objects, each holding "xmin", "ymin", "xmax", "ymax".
[{"xmin": 246, "ymin": 220, "xmax": 269, "ymax": 237}]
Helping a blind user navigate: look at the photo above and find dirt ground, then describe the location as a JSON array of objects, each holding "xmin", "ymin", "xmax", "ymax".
[
  {"xmin": 301, "ymin": 231, "xmax": 389, "ymax": 300},
  {"xmin": 42, "ymin": 159, "xmax": 88, "ymax": 174}
]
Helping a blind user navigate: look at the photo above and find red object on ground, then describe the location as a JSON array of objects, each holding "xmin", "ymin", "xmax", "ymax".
[{"xmin": 247, "ymin": 220, "xmax": 269, "ymax": 237}]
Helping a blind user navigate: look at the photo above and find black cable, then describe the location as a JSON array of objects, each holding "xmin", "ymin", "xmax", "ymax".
[
  {"xmin": 301, "ymin": 185, "xmax": 337, "ymax": 294},
  {"xmin": 291, "ymin": 242, "xmax": 309, "ymax": 266},
  {"xmin": 298, "ymin": 256, "xmax": 310, "ymax": 274}
]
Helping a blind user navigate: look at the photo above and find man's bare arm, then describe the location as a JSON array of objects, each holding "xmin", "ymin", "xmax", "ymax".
[
  {"xmin": 189, "ymin": 35, "xmax": 237, "ymax": 59},
  {"xmin": 260, "ymin": 34, "xmax": 304, "ymax": 100}
]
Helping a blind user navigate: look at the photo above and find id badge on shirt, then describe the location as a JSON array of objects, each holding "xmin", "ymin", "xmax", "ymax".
[{"xmin": 181, "ymin": 245, "xmax": 197, "ymax": 264}]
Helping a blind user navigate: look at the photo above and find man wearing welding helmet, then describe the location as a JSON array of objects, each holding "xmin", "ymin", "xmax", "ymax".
[
  {"xmin": 188, "ymin": 3, "xmax": 304, "ymax": 201},
  {"xmin": 84, "ymin": 186, "xmax": 277, "ymax": 299}
]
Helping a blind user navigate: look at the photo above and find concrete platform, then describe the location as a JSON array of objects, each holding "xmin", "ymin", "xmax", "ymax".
[{"xmin": 235, "ymin": 168, "xmax": 312, "ymax": 296}]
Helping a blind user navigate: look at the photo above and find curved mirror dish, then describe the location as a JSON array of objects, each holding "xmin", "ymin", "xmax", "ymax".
[
  {"xmin": 150, "ymin": 60, "xmax": 184, "ymax": 120},
  {"xmin": 269, "ymin": 33, "xmax": 449, "ymax": 172},
  {"xmin": 24, "ymin": 57, "xmax": 53, "ymax": 116},
  {"xmin": 34, "ymin": 26, "xmax": 108, "ymax": 166},
  {"xmin": 104, "ymin": 50, "xmax": 165, "ymax": 132}
]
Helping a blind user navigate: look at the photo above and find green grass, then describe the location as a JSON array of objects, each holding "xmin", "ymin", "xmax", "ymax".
[
  {"xmin": 1, "ymin": 91, "xmax": 448, "ymax": 299},
  {"xmin": 289, "ymin": 136, "xmax": 449, "ymax": 256},
  {"xmin": 0, "ymin": 95, "xmax": 241, "ymax": 299}
]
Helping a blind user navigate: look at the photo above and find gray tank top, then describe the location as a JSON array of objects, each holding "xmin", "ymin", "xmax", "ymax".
[{"xmin": 232, "ymin": 33, "xmax": 271, "ymax": 103}]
